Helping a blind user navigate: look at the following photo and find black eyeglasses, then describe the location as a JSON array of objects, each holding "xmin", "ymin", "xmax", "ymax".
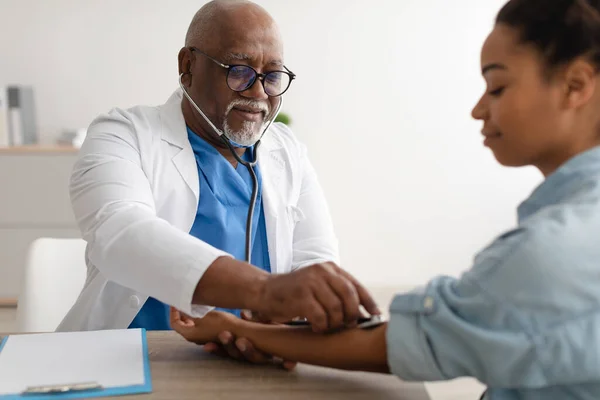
[{"xmin": 189, "ymin": 47, "xmax": 296, "ymax": 97}]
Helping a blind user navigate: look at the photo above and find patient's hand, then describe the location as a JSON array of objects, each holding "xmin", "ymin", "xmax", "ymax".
[
  {"xmin": 170, "ymin": 307, "xmax": 236, "ymax": 344},
  {"xmin": 170, "ymin": 308, "xmax": 297, "ymax": 370}
]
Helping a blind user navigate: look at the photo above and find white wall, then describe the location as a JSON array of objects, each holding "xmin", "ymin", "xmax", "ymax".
[{"xmin": 0, "ymin": 0, "xmax": 542, "ymax": 286}]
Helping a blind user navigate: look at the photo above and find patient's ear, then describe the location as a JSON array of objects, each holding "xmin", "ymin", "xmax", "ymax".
[{"xmin": 561, "ymin": 58, "xmax": 597, "ymax": 110}]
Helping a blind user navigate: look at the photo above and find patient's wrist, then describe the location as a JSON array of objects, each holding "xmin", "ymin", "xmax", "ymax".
[{"xmin": 232, "ymin": 317, "xmax": 254, "ymax": 337}]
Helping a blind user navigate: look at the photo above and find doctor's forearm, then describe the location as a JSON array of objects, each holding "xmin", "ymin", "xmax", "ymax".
[
  {"xmin": 234, "ymin": 321, "xmax": 390, "ymax": 373},
  {"xmin": 193, "ymin": 256, "xmax": 268, "ymax": 310}
]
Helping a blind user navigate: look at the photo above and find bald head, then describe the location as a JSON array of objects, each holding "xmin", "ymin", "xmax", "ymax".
[{"xmin": 185, "ymin": 0, "xmax": 280, "ymax": 50}]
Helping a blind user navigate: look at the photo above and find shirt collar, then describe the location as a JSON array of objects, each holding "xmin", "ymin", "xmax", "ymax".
[
  {"xmin": 187, "ymin": 126, "xmax": 221, "ymax": 153},
  {"xmin": 518, "ymin": 146, "xmax": 600, "ymax": 221},
  {"xmin": 187, "ymin": 127, "xmax": 255, "ymax": 162}
]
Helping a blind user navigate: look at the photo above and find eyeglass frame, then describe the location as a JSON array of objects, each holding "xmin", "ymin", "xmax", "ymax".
[{"xmin": 189, "ymin": 47, "xmax": 296, "ymax": 97}]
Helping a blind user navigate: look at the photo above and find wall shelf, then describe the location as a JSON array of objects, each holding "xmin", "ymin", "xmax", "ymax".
[
  {"xmin": 0, "ymin": 298, "xmax": 17, "ymax": 308},
  {"xmin": 0, "ymin": 145, "xmax": 79, "ymax": 154}
]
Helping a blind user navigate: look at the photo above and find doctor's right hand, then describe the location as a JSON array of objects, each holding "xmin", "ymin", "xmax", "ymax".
[{"xmin": 255, "ymin": 262, "xmax": 381, "ymax": 333}]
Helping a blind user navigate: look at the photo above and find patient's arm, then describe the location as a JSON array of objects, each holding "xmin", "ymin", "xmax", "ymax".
[{"xmin": 170, "ymin": 308, "xmax": 390, "ymax": 373}]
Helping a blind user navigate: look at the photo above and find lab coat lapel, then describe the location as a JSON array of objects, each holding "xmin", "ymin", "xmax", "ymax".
[{"xmin": 159, "ymin": 89, "xmax": 200, "ymax": 202}]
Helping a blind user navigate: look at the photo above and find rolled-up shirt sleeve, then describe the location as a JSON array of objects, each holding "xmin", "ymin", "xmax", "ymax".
[
  {"xmin": 386, "ymin": 276, "xmax": 541, "ymax": 386},
  {"xmin": 385, "ymin": 226, "xmax": 589, "ymax": 388}
]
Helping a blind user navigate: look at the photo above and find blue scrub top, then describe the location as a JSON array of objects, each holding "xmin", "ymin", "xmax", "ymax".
[{"xmin": 128, "ymin": 128, "xmax": 271, "ymax": 330}]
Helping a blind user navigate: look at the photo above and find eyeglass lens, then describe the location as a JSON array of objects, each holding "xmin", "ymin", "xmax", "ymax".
[{"xmin": 227, "ymin": 65, "xmax": 291, "ymax": 96}]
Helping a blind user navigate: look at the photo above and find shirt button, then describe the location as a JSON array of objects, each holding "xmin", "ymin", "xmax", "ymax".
[
  {"xmin": 423, "ymin": 296, "xmax": 435, "ymax": 310},
  {"xmin": 129, "ymin": 295, "xmax": 140, "ymax": 308}
]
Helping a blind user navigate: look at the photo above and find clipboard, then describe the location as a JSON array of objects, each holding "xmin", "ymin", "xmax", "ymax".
[{"xmin": 0, "ymin": 328, "xmax": 152, "ymax": 399}]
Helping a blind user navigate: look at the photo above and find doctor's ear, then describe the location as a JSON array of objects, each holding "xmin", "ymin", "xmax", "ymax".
[
  {"xmin": 179, "ymin": 70, "xmax": 193, "ymax": 87},
  {"xmin": 177, "ymin": 47, "xmax": 195, "ymax": 86},
  {"xmin": 183, "ymin": 68, "xmax": 193, "ymax": 87}
]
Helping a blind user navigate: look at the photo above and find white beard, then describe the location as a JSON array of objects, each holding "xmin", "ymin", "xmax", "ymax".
[
  {"xmin": 223, "ymin": 119, "xmax": 264, "ymax": 147},
  {"xmin": 222, "ymin": 99, "xmax": 269, "ymax": 147}
]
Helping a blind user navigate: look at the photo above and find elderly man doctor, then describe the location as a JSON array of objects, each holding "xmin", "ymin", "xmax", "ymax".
[{"xmin": 57, "ymin": 0, "xmax": 379, "ymax": 364}]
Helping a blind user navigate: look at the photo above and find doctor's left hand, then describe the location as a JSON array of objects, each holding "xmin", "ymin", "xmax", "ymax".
[
  {"xmin": 205, "ymin": 310, "xmax": 297, "ymax": 370},
  {"xmin": 170, "ymin": 308, "xmax": 297, "ymax": 370}
]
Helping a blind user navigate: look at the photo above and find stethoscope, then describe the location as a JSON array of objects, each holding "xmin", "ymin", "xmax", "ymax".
[{"xmin": 178, "ymin": 73, "xmax": 283, "ymax": 264}]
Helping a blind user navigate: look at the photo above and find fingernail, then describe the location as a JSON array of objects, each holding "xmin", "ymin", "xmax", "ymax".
[
  {"xmin": 284, "ymin": 361, "xmax": 296, "ymax": 370},
  {"xmin": 237, "ymin": 342, "xmax": 246, "ymax": 352},
  {"xmin": 203, "ymin": 344, "xmax": 214, "ymax": 352}
]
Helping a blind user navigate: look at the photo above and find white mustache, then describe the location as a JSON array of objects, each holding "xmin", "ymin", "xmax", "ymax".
[{"xmin": 225, "ymin": 99, "xmax": 270, "ymax": 117}]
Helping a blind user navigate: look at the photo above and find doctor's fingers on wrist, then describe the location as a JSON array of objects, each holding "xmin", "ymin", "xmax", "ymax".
[
  {"xmin": 301, "ymin": 299, "xmax": 329, "ymax": 332},
  {"xmin": 325, "ymin": 273, "xmax": 361, "ymax": 324},
  {"xmin": 218, "ymin": 332, "xmax": 245, "ymax": 361},
  {"xmin": 203, "ymin": 343, "xmax": 236, "ymax": 361},
  {"xmin": 312, "ymin": 281, "xmax": 346, "ymax": 331},
  {"xmin": 235, "ymin": 338, "xmax": 272, "ymax": 364},
  {"xmin": 338, "ymin": 269, "xmax": 381, "ymax": 315},
  {"xmin": 300, "ymin": 263, "xmax": 361, "ymax": 326}
]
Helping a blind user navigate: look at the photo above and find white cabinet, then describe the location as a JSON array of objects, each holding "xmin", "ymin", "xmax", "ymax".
[{"xmin": 0, "ymin": 146, "xmax": 80, "ymax": 300}]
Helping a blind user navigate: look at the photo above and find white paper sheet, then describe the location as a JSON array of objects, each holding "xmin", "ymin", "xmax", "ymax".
[{"xmin": 0, "ymin": 329, "xmax": 146, "ymax": 395}]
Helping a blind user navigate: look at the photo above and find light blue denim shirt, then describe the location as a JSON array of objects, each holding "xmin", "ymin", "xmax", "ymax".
[{"xmin": 387, "ymin": 146, "xmax": 600, "ymax": 400}]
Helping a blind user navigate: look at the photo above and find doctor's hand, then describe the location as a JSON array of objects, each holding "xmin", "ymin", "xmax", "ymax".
[
  {"xmin": 204, "ymin": 310, "xmax": 297, "ymax": 370},
  {"xmin": 255, "ymin": 262, "xmax": 381, "ymax": 333},
  {"xmin": 170, "ymin": 308, "xmax": 297, "ymax": 370}
]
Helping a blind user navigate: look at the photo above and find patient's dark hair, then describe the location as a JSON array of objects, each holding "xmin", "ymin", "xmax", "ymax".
[{"xmin": 496, "ymin": 0, "xmax": 600, "ymax": 73}]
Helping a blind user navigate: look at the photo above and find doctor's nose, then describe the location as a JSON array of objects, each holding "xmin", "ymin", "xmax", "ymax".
[{"xmin": 241, "ymin": 78, "xmax": 270, "ymax": 101}]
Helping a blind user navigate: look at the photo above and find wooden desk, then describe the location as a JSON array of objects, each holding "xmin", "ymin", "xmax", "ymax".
[
  {"xmin": 0, "ymin": 331, "xmax": 430, "ymax": 400},
  {"xmin": 138, "ymin": 332, "xmax": 430, "ymax": 400}
]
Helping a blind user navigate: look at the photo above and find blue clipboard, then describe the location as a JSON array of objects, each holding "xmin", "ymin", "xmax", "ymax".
[{"xmin": 0, "ymin": 329, "xmax": 152, "ymax": 400}]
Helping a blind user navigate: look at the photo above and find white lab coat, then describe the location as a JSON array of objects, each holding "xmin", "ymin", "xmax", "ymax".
[{"xmin": 56, "ymin": 89, "xmax": 339, "ymax": 332}]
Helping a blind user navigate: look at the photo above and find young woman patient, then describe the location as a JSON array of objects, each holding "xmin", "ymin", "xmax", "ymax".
[{"xmin": 171, "ymin": 0, "xmax": 600, "ymax": 398}]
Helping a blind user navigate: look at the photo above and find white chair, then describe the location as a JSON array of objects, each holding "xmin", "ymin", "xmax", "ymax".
[{"xmin": 16, "ymin": 238, "xmax": 88, "ymax": 333}]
